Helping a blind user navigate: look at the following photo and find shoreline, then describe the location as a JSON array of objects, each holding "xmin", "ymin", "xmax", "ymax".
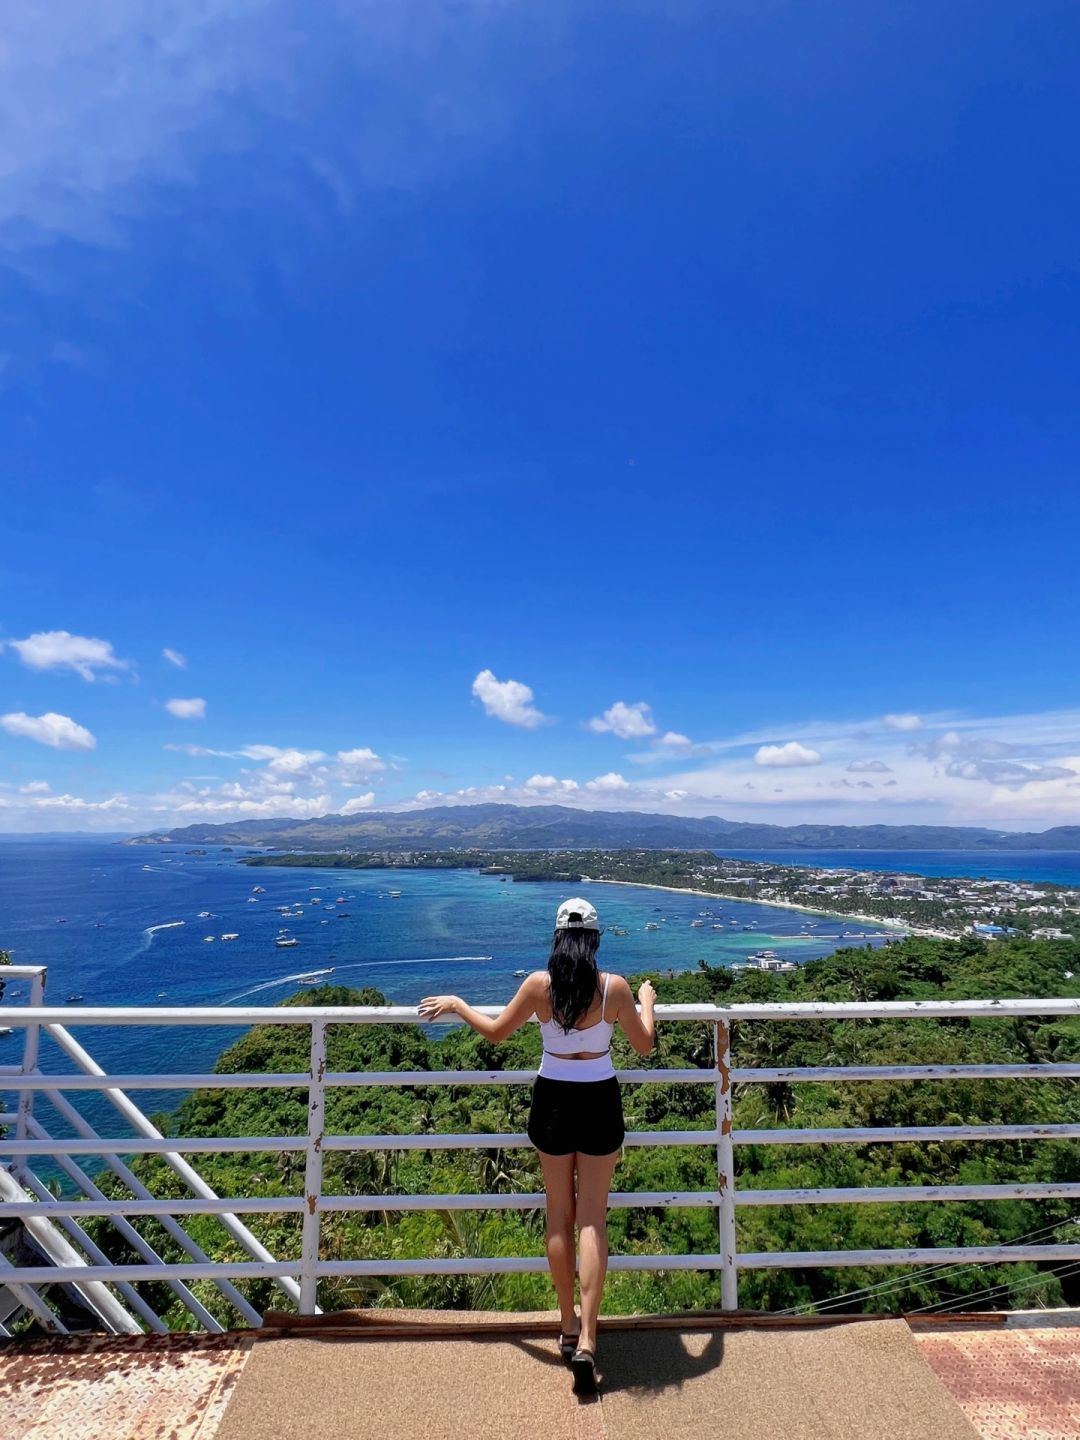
[{"xmin": 580, "ymin": 875, "xmax": 956, "ymax": 940}]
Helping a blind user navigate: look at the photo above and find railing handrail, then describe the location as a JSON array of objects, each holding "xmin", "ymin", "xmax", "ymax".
[
  {"xmin": 3, "ymin": 988, "xmax": 1079, "ymax": 1328},
  {"xmin": 4, "ymin": 996, "xmax": 1080, "ymax": 1025}
]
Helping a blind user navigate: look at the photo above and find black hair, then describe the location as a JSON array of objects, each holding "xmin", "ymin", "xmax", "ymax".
[{"xmin": 547, "ymin": 927, "xmax": 601, "ymax": 1032}]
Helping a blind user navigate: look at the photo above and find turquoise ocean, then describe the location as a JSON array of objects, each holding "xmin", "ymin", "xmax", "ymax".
[{"xmin": 0, "ymin": 841, "xmax": 901, "ymax": 1107}]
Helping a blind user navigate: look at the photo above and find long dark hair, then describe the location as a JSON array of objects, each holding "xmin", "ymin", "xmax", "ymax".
[{"xmin": 547, "ymin": 928, "xmax": 601, "ymax": 1031}]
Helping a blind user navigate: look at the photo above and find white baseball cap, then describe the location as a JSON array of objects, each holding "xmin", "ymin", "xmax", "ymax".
[{"xmin": 554, "ymin": 897, "xmax": 600, "ymax": 931}]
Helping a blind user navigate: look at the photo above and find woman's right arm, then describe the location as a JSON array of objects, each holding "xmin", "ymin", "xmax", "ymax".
[{"xmin": 613, "ymin": 975, "xmax": 656, "ymax": 1056}]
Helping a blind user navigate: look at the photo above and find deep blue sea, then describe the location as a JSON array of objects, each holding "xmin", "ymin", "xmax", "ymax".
[
  {"xmin": 1, "ymin": 841, "xmax": 898, "ymax": 1106},
  {"xmin": 716, "ymin": 849, "xmax": 1080, "ymax": 886}
]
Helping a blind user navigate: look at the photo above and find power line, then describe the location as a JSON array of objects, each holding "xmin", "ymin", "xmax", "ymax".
[{"xmin": 776, "ymin": 1213, "xmax": 1080, "ymax": 1317}]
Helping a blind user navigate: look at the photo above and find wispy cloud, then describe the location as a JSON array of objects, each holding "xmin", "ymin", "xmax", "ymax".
[
  {"xmin": 0, "ymin": 1, "xmax": 569, "ymax": 260},
  {"xmin": 162, "ymin": 647, "xmax": 187, "ymax": 668}
]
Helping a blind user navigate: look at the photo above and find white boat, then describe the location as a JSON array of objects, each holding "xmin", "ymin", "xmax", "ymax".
[
  {"xmin": 0, "ymin": 1027, "xmax": 12, "ymax": 1037},
  {"xmin": 251, "ymin": 886, "xmax": 266, "ymax": 894},
  {"xmin": 311, "ymin": 897, "xmax": 321, "ymax": 904},
  {"xmin": 203, "ymin": 935, "xmax": 216, "ymax": 942},
  {"xmin": 512, "ymin": 969, "xmax": 528, "ymax": 977},
  {"xmin": 221, "ymin": 933, "xmax": 239, "ymax": 941},
  {"xmin": 276, "ymin": 937, "xmax": 299, "ymax": 948},
  {"xmin": 198, "ymin": 911, "xmax": 213, "ymax": 918},
  {"xmin": 690, "ymin": 920, "xmax": 704, "ymax": 928},
  {"xmin": 247, "ymin": 897, "xmax": 259, "ymax": 903},
  {"xmin": 645, "ymin": 921, "xmax": 660, "ymax": 931}
]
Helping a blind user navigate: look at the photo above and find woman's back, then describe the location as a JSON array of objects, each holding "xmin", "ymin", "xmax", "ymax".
[{"xmin": 537, "ymin": 971, "xmax": 615, "ymax": 1055}]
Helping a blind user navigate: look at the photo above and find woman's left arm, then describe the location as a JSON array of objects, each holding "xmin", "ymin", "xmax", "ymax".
[{"xmin": 419, "ymin": 973, "xmax": 542, "ymax": 1043}]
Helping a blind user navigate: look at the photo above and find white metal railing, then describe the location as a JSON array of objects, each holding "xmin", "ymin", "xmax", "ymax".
[{"xmin": 1, "ymin": 963, "xmax": 1079, "ymax": 1327}]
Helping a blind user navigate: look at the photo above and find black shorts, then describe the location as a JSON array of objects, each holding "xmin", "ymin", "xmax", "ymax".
[{"xmin": 527, "ymin": 1075, "xmax": 625, "ymax": 1157}]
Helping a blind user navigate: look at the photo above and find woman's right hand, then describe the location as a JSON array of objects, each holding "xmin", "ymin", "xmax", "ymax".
[{"xmin": 637, "ymin": 980, "xmax": 656, "ymax": 1007}]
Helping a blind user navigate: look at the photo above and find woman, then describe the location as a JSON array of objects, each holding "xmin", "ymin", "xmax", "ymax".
[{"xmin": 419, "ymin": 897, "xmax": 657, "ymax": 1395}]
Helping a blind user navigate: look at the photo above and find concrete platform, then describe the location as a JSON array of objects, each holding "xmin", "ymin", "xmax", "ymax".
[{"xmin": 0, "ymin": 1310, "xmax": 1076, "ymax": 1440}]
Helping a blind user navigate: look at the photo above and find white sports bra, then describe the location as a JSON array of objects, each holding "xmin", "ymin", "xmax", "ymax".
[{"xmin": 536, "ymin": 972, "xmax": 616, "ymax": 1081}]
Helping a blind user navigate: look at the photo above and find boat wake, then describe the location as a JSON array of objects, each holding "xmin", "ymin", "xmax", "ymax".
[
  {"xmin": 144, "ymin": 921, "xmax": 186, "ymax": 936},
  {"xmin": 222, "ymin": 956, "xmax": 494, "ymax": 1004}
]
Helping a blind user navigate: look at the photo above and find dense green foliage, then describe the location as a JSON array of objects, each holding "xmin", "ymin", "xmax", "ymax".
[{"xmin": 90, "ymin": 935, "xmax": 1080, "ymax": 1328}]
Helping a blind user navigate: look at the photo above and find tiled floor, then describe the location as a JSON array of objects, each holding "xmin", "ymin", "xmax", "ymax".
[
  {"xmin": 915, "ymin": 1324, "xmax": 1080, "ymax": 1440},
  {"xmin": 0, "ymin": 1331, "xmax": 253, "ymax": 1440}
]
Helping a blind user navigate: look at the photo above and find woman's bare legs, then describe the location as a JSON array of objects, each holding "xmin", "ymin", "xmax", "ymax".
[
  {"xmin": 538, "ymin": 1151, "xmax": 578, "ymax": 1334},
  {"xmin": 575, "ymin": 1149, "xmax": 620, "ymax": 1355}
]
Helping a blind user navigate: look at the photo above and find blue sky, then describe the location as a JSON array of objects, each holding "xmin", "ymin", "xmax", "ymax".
[{"xmin": 2, "ymin": 1, "xmax": 1079, "ymax": 833}]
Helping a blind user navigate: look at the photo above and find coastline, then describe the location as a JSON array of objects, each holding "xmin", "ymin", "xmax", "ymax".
[{"xmin": 580, "ymin": 875, "xmax": 956, "ymax": 940}]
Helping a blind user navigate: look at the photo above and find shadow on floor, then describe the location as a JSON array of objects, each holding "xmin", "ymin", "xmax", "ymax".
[{"xmin": 513, "ymin": 1328, "xmax": 726, "ymax": 1399}]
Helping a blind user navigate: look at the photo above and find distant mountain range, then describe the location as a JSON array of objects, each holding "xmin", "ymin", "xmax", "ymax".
[{"xmin": 132, "ymin": 803, "xmax": 1080, "ymax": 851}]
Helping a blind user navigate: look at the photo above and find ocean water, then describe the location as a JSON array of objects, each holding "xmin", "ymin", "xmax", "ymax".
[
  {"xmin": 715, "ymin": 849, "xmax": 1080, "ymax": 886},
  {"xmin": 0, "ymin": 841, "xmax": 896, "ymax": 1102}
]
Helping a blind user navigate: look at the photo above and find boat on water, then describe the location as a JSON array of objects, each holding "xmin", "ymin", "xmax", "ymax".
[
  {"xmin": 203, "ymin": 935, "xmax": 216, "ymax": 942},
  {"xmin": 198, "ymin": 911, "xmax": 213, "ymax": 919},
  {"xmin": 690, "ymin": 919, "xmax": 704, "ymax": 928},
  {"xmin": 388, "ymin": 890, "xmax": 402, "ymax": 898},
  {"xmin": 732, "ymin": 950, "xmax": 798, "ymax": 974},
  {"xmin": 66, "ymin": 994, "xmax": 85, "ymax": 1003},
  {"xmin": 247, "ymin": 897, "xmax": 259, "ymax": 903},
  {"xmin": 311, "ymin": 897, "xmax": 321, "ymax": 904},
  {"xmin": 608, "ymin": 925, "xmax": 629, "ymax": 936},
  {"xmin": 251, "ymin": 886, "xmax": 266, "ymax": 894},
  {"xmin": 645, "ymin": 921, "xmax": 660, "ymax": 931},
  {"xmin": 512, "ymin": 969, "xmax": 528, "ymax": 977},
  {"xmin": 336, "ymin": 911, "xmax": 350, "ymax": 918},
  {"xmin": 295, "ymin": 969, "xmax": 334, "ymax": 982},
  {"xmin": 276, "ymin": 937, "xmax": 299, "ymax": 948},
  {"xmin": 221, "ymin": 933, "xmax": 239, "ymax": 941},
  {"xmin": 335, "ymin": 897, "xmax": 347, "ymax": 904},
  {"xmin": 0, "ymin": 1027, "xmax": 13, "ymax": 1037}
]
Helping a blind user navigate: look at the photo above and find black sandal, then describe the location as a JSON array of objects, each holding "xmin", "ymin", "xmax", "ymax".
[
  {"xmin": 558, "ymin": 1329, "xmax": 581, "ymax": 1363},
  {"xmin": 570, "ymin": 1347, "xmax": 597, "ymax": 1396}
]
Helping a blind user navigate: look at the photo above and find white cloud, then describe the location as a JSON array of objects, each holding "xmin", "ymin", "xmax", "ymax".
[
  {"xmin": 162, "ymin": 648, "xmax": 187, "ymax": 668},
  {"xmin": 165, "ymin": 697, "xmax": 206, "ymax": 719},
  {"xmin": 587, "ymin": 701, "xmax": 656, "ymax": 740},
  {"xmin": 336, "ymin": 746, "xmax": 385, "ymax": 780},
  {"xmin": 664, "ymin": 788, "xmax": 688, "ymax": 801},
  {"xmin": 656, "ymin": 730, "xmax": 691, "ymax": 749},
  {"xmin": 19, "ymin": 780, "xmax": 51, "ymax": 794},
  {"xmin": 164, "ymin": 742, "xmax": 217, "ymax": 757},
  {"xmin": 339, "ymin": 792, "xmax": 376, "ymax": 814},
  {"xmin": 28, "ymin": 791, "xmax": 129, "ymax": 812},
  {"xmin": 524, "ymin": 774, "xmax": 579, "ymax": 793},
  {"xmin": 754, "ymin": 742, "xmax": 823, "ymax": 768},
  {"xmin": 847, "ymin": 759, "xmax": 892, "ymax": 773},
  {"xmin": 883, "ymin": 713, "xmax": 923, "ymax": 731},
  {"xmin": 6, "ymin": 630, "xmax": 128, "ymax": 681},
  {"xmin": 585, "ymin": 772, "xmax": 630, "ymax": 792},
  {"xmin": 1, "ymin": 711, "xmax": 96, "ymax": 751},
  {"xmin": 261, "ymin": 746, "xmax": 324, "ymax": 773},
  {"xmin": 471, "ymin": 669, "xmax": 549, "ymax": 728}
]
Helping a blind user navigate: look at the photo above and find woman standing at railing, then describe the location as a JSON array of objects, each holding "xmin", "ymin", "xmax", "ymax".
[{"xmin": 420, "ymin": 896, "xmax": 656, "ymax": 1395}]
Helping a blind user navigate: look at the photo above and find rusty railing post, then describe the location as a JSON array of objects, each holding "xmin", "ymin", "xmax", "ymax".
[
  {"xmin": 299, "ymin": 1020, "xmax": 327, "ymax": 1314},
  {"xmin": 715, "ymin": 1018, "xmax": 737, "ymax": 1309}
]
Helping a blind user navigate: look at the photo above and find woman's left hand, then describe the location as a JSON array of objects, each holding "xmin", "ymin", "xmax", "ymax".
[{"xmin": 418, "ymin": 994, "xmax": 460, "ymax": 1021}]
